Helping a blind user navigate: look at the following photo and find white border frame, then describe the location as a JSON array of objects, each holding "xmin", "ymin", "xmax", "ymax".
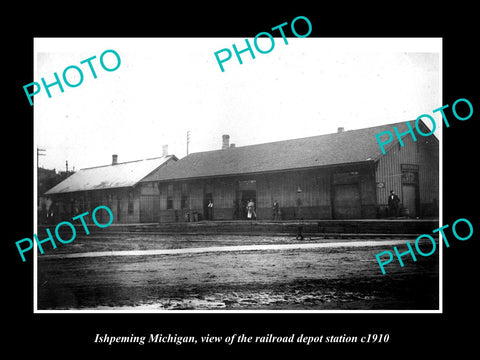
[{"xmin": 33, "ymin": 37, "xmax": 443, "ymax": 314}]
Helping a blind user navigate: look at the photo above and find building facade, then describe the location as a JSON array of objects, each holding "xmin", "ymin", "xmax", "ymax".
[
  {"xmin": 44, "ymin": 155, "xmax": 177, "ymax": 224},
  {"xmin": 138, "ymin": 120, "xmax": 439, "ymax": 222}
]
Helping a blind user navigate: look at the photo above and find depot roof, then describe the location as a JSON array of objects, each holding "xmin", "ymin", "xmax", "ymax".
[
  {"xmin": 45, "ymin": 155, "xmax": 176, "ymax": 195},
  {"xmin": 141, "ymin": 120, "xmax": 435, "ymax": 182}
]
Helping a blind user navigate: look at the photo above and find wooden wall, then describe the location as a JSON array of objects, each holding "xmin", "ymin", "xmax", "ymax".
[
  {"xmin": 143, "ymin": 163, "xmax": 378, "ymax": 222},
  {"xmin": 375, "ymin": 126, "xmax": 439, "ymax": 217},
  {"xmin": 49, "ymin": 187, "xmax": 141, "ymax": 224}
]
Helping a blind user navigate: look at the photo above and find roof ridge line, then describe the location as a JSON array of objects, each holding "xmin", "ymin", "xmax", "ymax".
[
  {"xmin": 80, "ymin": 156, "xmax": 168, "ymax": 170},
  {"xmin": 184, "ymin": 120, "xmax": 417, "ymax": 156}
]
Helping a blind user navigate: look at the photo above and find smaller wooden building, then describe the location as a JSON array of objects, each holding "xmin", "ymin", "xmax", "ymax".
[{"xmin": 44, "ymin": 155, "xmax": 176, "ymax": 224}]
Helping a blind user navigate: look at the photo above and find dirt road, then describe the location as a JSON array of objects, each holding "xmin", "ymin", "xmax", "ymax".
[{"xmin": 37, "ymin": 234, "xmax": 439, "ymax": 311}]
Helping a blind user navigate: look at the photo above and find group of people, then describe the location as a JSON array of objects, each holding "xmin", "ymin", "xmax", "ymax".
[
  {"xmin": 242, "ymin": 199, "xmax": 282, "ymax": 220},
  {"xmin": 207, "ymin": 191, "xmax": 402, "ymax": 220}
]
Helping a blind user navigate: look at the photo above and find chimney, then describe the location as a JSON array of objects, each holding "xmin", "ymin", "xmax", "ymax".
[
  {"xmin": 230, "ymin": 143, "xmax": 236, "ymax": 148},
  {"xmin": 162, "ymin": 144, "xmax": 168, "ymax": 156},
  {"xmin": 337, "ymin": 127, "xmax": 344, "ymax": 133},
  {"xmin": 112, "ymin": 154, "xmax": 118, "ymax": 165},
  {"xmin": 222, "ymin": 134, "xmax": 230, "ymax": 149}
]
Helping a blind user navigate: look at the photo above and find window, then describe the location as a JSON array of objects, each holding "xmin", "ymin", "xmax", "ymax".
[
  {"xmin": 166, "ymin": 183, "xmax": 174, "ymax": 209},
  {"xmin": 180, "ymin": 183, "xmax": 188, "ymax": 209},
  {"xmin": 181, "ymin": 195, "xmax": 188, "ymax": 209}
]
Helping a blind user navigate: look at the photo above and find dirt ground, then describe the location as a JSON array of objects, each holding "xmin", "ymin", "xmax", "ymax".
[{"xmin": 36, "ymin": 234, "xmax": 439, "ymax": 310}]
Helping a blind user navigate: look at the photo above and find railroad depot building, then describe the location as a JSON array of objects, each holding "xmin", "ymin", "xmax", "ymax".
[
  {"xmin": 139, "ymin": 120, "xmax": 439, "ymax": 222},
  {"xmin": 44, "ymin": 154, "xmax": 177, "ymax": 223},
  {"xmin": 44, "ymin": 120, "xmax": 439, "ymax": 224}
]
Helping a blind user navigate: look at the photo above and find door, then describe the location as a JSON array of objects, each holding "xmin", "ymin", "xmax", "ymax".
[
  {"xmin": 401, "ymin": 167, "xmax": 419, "ymax": 218},
  {"xmin": 333, "ymin": 183, "xmax": 361, "ymax": 219},
  {"xmin": 402, "ymin": 184, "xmax": 418, "ymax": 217},
  {"xmin": 237, "ymin": 180, "xmax": 257, "ymax": 220},
  {"xmin": 117, "ymin": 194, "xmax": 122, "ymax": 222},
  {"xmin": 140, "ymin": 195, "xmax": 160, "ymax": 222}
]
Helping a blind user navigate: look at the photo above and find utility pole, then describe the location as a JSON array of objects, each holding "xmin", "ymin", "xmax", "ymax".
[
  {"xmin": 37, "ymin": 148, "xmax": 46, "ymax": 168},
  {"xmin": 186, "ymin": 131, "xmax": 191, "ymax": 156}
]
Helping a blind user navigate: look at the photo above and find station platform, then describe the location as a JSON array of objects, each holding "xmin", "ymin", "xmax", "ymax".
[{"xmin": 67, "ymin": 218, "xmax": 439, "ymax": 238}]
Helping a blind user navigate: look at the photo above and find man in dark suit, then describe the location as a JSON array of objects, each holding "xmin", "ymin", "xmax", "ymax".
[{"xmin": 388, "ymin": 190, "xmax": 400, "ymax": 217}]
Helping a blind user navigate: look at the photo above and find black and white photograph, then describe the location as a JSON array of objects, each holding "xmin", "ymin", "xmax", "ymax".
[
  {"xmin": 7, "ymin": 7, "xmax": 478, "ymax": 356},
  {"xmin": 34, "ymin": 37, "xmax": 441, "ymax": 312}
]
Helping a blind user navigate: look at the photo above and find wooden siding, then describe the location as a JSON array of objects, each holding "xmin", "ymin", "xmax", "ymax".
[
  {"xmin": 375, "ymin": 128, "xmax": 439, "ymax": 217},
  {"xmin": 47, "ymin": 187, "xmax": 141, "ymax": 224},
  {"xmin": 145, "ymin": 163, "xmax": 377, "ymax": 222}
]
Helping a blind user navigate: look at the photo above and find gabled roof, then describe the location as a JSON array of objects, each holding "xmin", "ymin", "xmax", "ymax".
[
  {"xmin": 141, "ymin": 120, "xmax": 433, "ymax": 182},
  {"xmin": 45, "ymin": 155, "xmax": 176, "ymax": 195}
]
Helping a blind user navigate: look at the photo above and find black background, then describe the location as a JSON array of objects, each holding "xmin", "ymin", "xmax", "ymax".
[{"xmin": 5, "ymin": 4, "xmax": 478, "ymax": 356}]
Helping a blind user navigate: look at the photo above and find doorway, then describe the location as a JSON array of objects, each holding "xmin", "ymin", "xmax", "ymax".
[
  {"xmin": 401, "ymin": 166, "xmax": 419, "ymax": 217},
  {"xmin": 333, "ymin": 183, "xmax": 361, "ymax": 219},
  {"xmin": 116, "ymin": 194, "xmax": 122, "ymax": 222},
  {"xmin": 237, "ymin": 180, "xmax": 257, "ymax": 220},
  {"xmin": 402, "ymin": 184, "xmax": 418, "ymax": 217}
]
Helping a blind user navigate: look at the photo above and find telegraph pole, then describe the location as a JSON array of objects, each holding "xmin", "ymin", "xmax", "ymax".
[{"xmin": 37, "ymin": 148, "xmax": 46, "ymax": 168}]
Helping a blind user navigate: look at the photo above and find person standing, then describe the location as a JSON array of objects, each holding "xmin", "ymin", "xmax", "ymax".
[
  {"xmin": 296, "ymin": 225, "xmax": 304, "ymax": 240},
  {"xmin": 272, "ymin": 200, "xmax": 280, "ymax": 220},
  {"xmin": 388, "ymin": 190, "xmax": 400, "ymax": 217},
  {"xmin": 247, "ymin": 199, "xmax": 256, "ymax": 220},
  {"xmin": 207, "ymin": 200, "xmax": 214, "ymax": 220},
  {"xmin": 233, "ymin": 199, "xmax": 240, "ymax": 220}
]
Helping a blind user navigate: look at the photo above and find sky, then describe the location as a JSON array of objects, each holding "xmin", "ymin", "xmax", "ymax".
[{"xmin": 34, "ymin": 38, "xmax": 441, "ymax": 172}]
